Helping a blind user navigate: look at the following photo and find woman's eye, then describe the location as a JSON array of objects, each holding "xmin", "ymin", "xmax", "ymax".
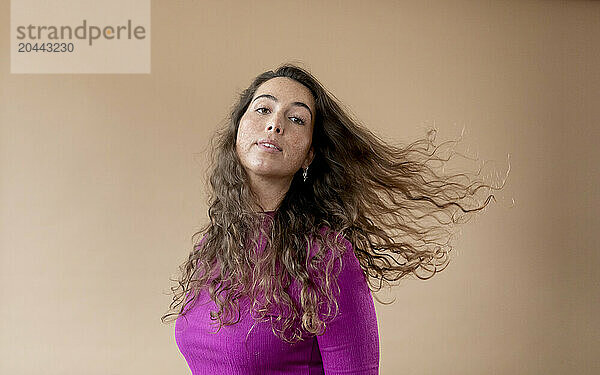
[
  {"xmin": 256, "ymin": 107, "xmax": 304, "ymax": 125},
  {"xmin": 256, "ymin": 107, "xmax": 270, "ymax": 114},
  {"xmin": 290, "ymin": 117, "xmax": 305, "ymax": 125}
]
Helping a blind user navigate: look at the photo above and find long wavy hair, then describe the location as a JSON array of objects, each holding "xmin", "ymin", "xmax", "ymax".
[{"xmin": 161, "ymin": 63, "xmax": 509, "ymax": 344}]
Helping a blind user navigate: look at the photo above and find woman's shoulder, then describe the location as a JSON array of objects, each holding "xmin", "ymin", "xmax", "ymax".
[
  {"xmin": 308, "ymin": 225, "xmax": 362, "ymax": 279},
  {"xmin": 314, "ymin": 225, "xmax": 354, "ymax": 255}
]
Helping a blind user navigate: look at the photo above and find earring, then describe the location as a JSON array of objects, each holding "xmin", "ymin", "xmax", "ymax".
[{"xmin": 303, "ymin": 166, "xmax": 309, "ymax": 182}]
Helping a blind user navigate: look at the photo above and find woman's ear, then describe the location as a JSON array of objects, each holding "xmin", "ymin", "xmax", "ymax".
[{"xmin": 304, "ymin": 146, "xmax": 315, "ymax": 168}]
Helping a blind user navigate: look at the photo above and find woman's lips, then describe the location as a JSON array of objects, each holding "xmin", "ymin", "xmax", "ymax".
[{"xmin": 257, "ymin": 142, "xmax": 282, "ymax": 153}]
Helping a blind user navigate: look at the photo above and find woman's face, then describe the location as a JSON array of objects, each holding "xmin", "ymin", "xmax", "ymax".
[{"xmin": 236, "ymin": 77, "xmax": 315, "ymax": 182}]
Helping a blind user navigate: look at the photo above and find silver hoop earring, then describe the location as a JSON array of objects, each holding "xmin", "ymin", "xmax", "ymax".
[{"xmin": 303, "ymin": 166, "xmax": 309, "ymax": 182}]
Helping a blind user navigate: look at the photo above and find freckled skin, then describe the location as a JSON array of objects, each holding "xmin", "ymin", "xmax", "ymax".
[{"xmin": 236, "ymin": 77, "xmax": 315, "ymax": 182}]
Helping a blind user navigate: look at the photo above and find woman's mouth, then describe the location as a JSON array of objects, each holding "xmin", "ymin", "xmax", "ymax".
[{"xmin": 256, "ymin": 141, "xmax": 282, "ymax": 152}]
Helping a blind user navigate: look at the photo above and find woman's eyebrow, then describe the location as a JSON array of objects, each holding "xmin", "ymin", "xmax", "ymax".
[{"xmin": 252, "ymin": 94, "xmax": 313, "ymax": 120}]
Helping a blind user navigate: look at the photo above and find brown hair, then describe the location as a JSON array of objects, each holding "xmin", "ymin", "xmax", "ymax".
[{"xmin": 161, "ymin": 63, "xmax": 508, "ymax": 343}]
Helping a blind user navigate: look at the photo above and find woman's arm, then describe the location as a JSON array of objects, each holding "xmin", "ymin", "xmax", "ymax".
[{"xmin": 316, "ymin": 237, "xmax": 380, "ymax": 374}]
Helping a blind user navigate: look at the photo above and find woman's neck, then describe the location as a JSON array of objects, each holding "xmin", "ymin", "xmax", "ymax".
[{"xmin": 248, "ymin": 173, "xmax": 292, "ymax": 211}]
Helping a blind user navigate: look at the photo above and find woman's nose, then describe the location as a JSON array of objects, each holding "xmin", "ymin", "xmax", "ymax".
[{"xmin": 266, "ymin": 114, "xmax": 284, "ymax": 134}]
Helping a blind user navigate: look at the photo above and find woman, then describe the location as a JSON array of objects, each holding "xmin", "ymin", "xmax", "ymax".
[{"xmin": 162, "ymin": 63, "xmax": 504, "ymax": 374}]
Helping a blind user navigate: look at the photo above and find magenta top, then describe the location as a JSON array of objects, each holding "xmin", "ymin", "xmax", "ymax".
[{"xmin": 174, "ymin": 214, "xmax": 379, "ymax": 374}]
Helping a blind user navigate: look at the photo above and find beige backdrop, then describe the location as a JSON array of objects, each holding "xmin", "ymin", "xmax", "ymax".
[{"xmin": 1, "ymin": 1, "xmax": 598, "ymax": 374}]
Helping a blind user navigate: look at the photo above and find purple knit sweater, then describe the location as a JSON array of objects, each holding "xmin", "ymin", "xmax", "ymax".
[{"xmin": 174, "ymin": 214, "xmax": 379, "ymax": 374}]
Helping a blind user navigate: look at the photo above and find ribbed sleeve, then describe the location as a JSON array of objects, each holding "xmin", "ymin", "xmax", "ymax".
[{"xmin": 314, "ymin": 237, "xmax": 380, "ymax": 374}]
